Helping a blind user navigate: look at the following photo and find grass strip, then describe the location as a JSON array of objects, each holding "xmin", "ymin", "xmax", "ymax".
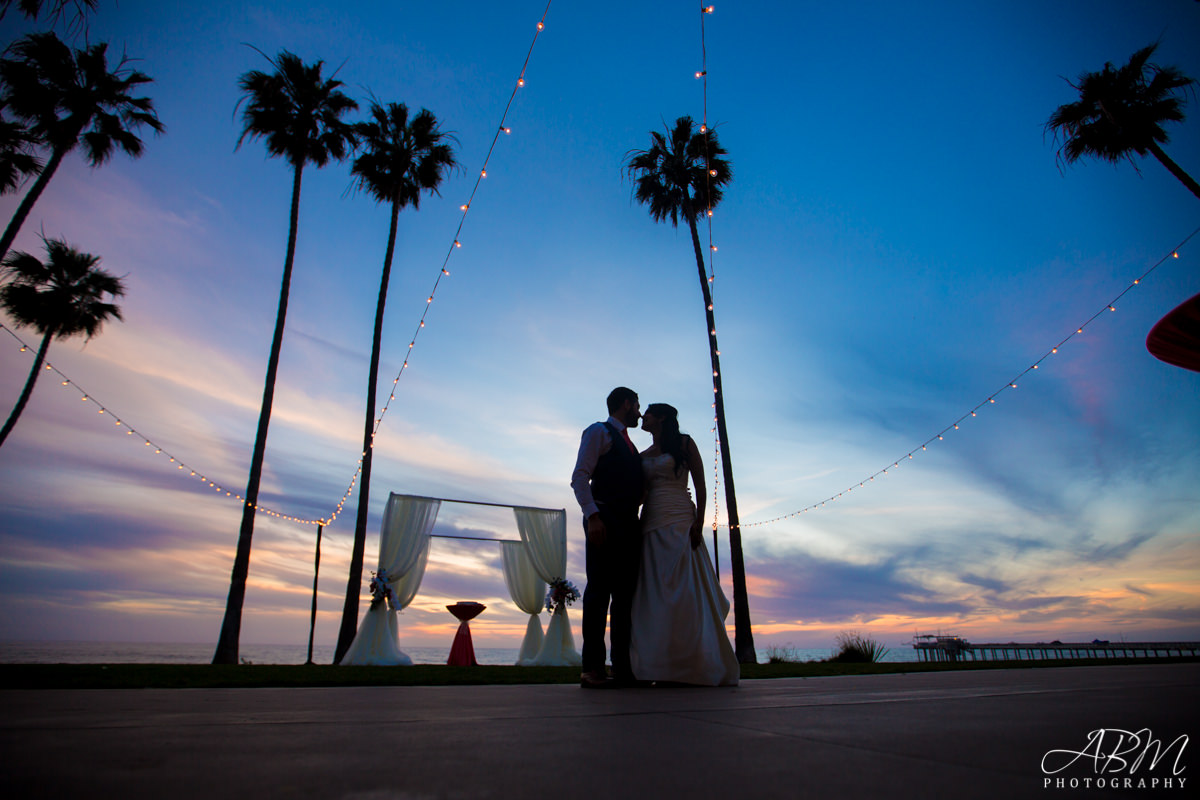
[{"xmin": 2, "ymin": 656, "xmax": 1196, "ymax": 690}]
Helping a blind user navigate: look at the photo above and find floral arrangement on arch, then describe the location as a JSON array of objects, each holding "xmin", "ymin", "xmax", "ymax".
[
  {"xmin": 544, "ymin": 577, "xmax": 580, "ymax": 614},
  {"xmin": 369, "ymin": 569, "xmax": 399, "ymax": 610}
]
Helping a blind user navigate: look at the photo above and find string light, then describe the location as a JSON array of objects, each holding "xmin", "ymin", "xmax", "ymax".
[
  {"xmin": 730, "ymin": 226, "xmax": 1200, "ymax": 530},
  {"xmin": 694, "ymin": 0, "xmax": 730, "ymax": 545},
  {"xmin": 0, "ymin": 324, "xmax": 323, "ymax": 523},
  {"xmin": 286, "ymin": 0, "xmax": 558, "ymax": 527},
  {"xmin": 0, "ymin": 0, "xmax": 560, "ymax": 531}
]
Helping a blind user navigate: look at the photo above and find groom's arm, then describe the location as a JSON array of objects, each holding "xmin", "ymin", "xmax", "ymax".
[
  {"xmin": 570, "ymin": 422, "xmax": 606, "ymax": 519},
  {"xmin": 571, "ymin": 423, "xmax": 609, "ymax": 544}
]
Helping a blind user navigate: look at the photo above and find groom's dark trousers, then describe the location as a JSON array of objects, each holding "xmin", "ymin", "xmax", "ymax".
[
  {"xmin": 581, "ymin": 422, "xmax": 644, "ymax": 680},
  {"xmin": 582, "ymin": 505, "xmax": 641, "ymax": 679}
]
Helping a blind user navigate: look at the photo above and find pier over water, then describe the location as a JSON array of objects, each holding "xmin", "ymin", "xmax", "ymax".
[{"xmin": 912, "ymin": 635, "xmax": 1200, "ymax": 663}]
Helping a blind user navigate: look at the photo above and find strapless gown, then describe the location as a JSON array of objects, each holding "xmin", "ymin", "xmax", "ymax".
[{"xmin": 629, "ymin": 452, "xmax": 739, "ymax": 686}]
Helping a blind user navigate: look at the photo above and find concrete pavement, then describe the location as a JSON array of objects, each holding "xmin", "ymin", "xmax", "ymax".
[{"xmin": 1, "ymin": 663, "xmax": 1194, "ymax": 798}]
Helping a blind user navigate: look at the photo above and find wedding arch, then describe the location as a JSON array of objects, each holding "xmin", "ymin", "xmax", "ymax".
[{"xmin": 339, "ymin": 492, "xmax": 580, "ymax": 667}]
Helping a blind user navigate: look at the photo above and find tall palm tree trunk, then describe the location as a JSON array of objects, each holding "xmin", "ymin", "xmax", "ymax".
[
  {"xmin": 683, "ymin": 199, "xmax": 757, "ymax": 664},
  {"xmin": 0, "ymin": 327, "xmax": 53, "ymax": 448},
  {"xmin": 213, "ymin": 164, "xmax": 304, "ymax": 665},
  {"xmin": 335, "ymin": 201, "xmax": 400, "ymax": 664},
  {"xmin": 1147, "ymin": 142, "xmax": 1200, "ymax": 200},
  {"xmin": 0, "ymin": 145, "xmax": 67, "ymax": 262}
]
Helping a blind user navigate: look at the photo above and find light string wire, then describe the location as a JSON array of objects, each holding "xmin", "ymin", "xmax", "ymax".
[
  {"xmin": 0, "ymin": 322, "xmax": 318, "ymax": 515},
  {"xmin": 730, "ymin": 224, "xmax": 1200, "ymax": 530},
  {"xmin": 320, "ymin": 0, "xmax": 554, "ymax": 527},
  {"xmin": 696, "ymin": 4, "xmax": 722, "ymax": 535},
  {"xmin": 0, "ymin": 0, "xmax": 556, "ymax": 527}
]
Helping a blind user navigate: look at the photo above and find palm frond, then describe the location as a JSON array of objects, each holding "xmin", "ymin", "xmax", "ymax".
[
  {"xmin": 236, "ymin": 49, "xmax": 357, "ymax": 170},
  {"xmin": 0, "ymin": 236, "xmax": 123, "ymax": 340},
  {"xmin": 0, "ymin": 32, "xmax": 162, "ymax": 165},
  {"xmin": 349, "ymin": 99, "xmax": 458, "ymax": 210},
  {"xmin": 623, "ymin": 115, "xmax": 732, "ymax": 227},
  {"xmin": 1047, "ymin": 42, "xmax": 1194, "ymax": 170}
]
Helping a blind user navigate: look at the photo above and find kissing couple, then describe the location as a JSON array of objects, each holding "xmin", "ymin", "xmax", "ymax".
[{"xmin": 570, "ymin": 386, "xmax": 739, "ymax": 688}]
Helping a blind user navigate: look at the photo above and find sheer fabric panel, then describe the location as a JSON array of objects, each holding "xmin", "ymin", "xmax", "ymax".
[
  {"xmin": 341, "ymin": 494, "xmax": 440, "ymax": 665},
  {"xmin": 501, "ymin": 540, "xmax": 545, "ymax": 665},
  {"xmin": 514, "ymin": 507, "xmax": 566, "ymax": 581},
  {"xmin": 513, "ymin": 507, "xmax": 579, "ymax": 666}
]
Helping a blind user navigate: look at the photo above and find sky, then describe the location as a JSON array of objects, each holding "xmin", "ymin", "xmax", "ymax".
[{"xmin": 1, "ymin": 0, "xmax": 1198, "ymax": 659}]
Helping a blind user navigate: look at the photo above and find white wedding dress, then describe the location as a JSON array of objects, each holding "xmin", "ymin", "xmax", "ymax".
[{"xmin": 629, "ymin": 452, "xmax": 739, "ymax": 686}]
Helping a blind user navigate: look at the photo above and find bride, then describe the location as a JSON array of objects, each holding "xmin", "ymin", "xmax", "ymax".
[{"xmin": 630, "ymin": 403, "xmax": 739, "ymax": 686}]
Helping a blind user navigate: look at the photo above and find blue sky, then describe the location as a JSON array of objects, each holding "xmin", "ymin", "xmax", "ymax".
[{"xmin": 1, "ymin": 0, "xmax": 1198, "ymax": 655}]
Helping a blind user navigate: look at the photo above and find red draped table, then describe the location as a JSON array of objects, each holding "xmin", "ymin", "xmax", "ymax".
[
  {"xmin": 446, "ymin": 602, "xmax": 486, "ymax": 666},
  {"xmin": 1147, "ymin": 292, "xmax": 1200, "ymax": 373}
]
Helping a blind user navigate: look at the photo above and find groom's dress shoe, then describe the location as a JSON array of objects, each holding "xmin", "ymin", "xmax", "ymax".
[{"xmin": 580, "ymin": 671, "xmax": 610, "ymax": 689}]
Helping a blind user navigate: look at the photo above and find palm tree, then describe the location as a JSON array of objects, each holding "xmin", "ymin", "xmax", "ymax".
[
  {"xmin": 333, "ymin": 101, "xmax": 457, "ymax": 664},
  {"xmin": 0, "ymin": 32, "xmax": 163, "ymax": 262},
  {"xmin": 212, "ymin": 50, "xmax": 357, "ymax": 665},
  {"xmin": 1048, "ymin": 43, "xmax": 1199, "ymax": 200},
  {"xmin": 623, "ymin": 115, "xmax": 755, "ymax": 663},
  {"xmin": 0, "ymin": 237, "xmax": 123, "ymax": 448}
]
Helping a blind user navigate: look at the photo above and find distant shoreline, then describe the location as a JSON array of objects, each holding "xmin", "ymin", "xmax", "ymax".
[
  {"xmin": 4, "ymin": 656, "xmax": 1198, "ymax": 691},
  {"xmin": 0, "ymin": 640, "xmax": 921, "ymax": 666}
]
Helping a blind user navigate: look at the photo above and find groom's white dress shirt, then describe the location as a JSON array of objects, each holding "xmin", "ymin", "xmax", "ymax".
[{"xmin": 570, "ymin": 415, "xmax": 631, "ymax": 519}]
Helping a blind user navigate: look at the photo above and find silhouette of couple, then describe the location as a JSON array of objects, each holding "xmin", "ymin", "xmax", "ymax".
[{"xmin": 570, "ymin": 387, "xmax": 738, "ymax": 688}]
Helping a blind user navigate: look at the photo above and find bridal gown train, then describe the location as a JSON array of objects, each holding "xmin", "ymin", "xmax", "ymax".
[{"xmin": 629, "ymin": 452, "xmax": 739, "ymax": 686}]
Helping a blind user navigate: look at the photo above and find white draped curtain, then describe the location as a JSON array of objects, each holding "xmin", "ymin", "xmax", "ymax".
[
  {"xmin": 513, "ymin": 507, "xmax": 580, "ymax": 666},
  {"xmin": 341, "ymin": 494, "xmax": 440, "ymax": 665},
  {"xmin": 499, "ymin": 541, "xmax": 544, "ymax": 665}
]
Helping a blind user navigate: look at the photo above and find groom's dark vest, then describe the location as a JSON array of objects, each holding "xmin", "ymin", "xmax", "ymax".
[{"xmin": 591, "ymin": 422, "xmax": 644, "ymax": 515}]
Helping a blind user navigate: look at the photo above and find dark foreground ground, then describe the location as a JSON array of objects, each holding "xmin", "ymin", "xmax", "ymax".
[{"xmin": 1, "ymin": 662, "xmax": 1194, "ymax": 799}]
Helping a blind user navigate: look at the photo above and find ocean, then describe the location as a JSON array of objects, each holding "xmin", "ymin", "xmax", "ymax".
[{"xmin": 0, "ymin": 640, "xmax": 919, "ymax": 665}]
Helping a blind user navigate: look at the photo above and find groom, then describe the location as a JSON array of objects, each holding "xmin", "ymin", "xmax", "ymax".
[{"xmin": 570, "ymin": 386, "xmax": 645, "ymax": 688}]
